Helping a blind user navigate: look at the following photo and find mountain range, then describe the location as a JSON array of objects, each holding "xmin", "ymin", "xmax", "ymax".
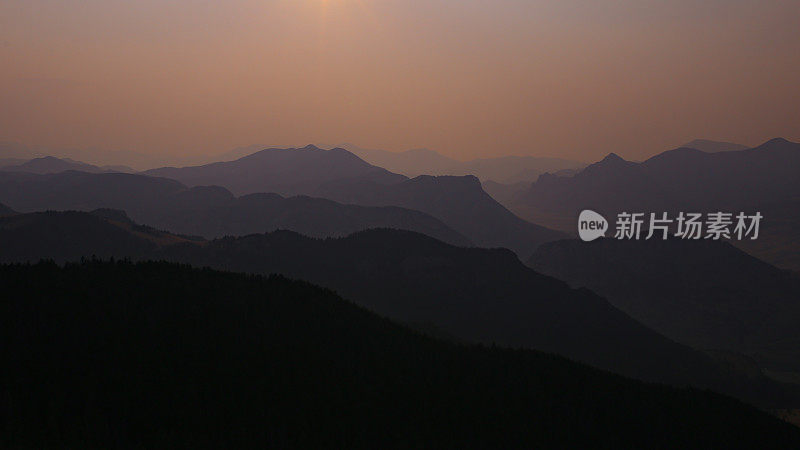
[
  {"xmin": 479, "ymin": 139, "xmax": 748, "ymax": 215},
  {"xmin": 1, "ymin": 209, "xmax": 796, "ymax": 408},
  {"xmin": 0, "ymin": 171, "xmax": 470, "ymax": 246},
  {"xmin": 142, "ymin": 146, "xmax": 564, "ymax": 256},
  {"xmin": 3, "ymin": 139, "xmax": 797, "ymax": 265},
  {"xmin": 144, "ymin": 145, "xmax": 407, "ymax": 197},
  {"xmin": 505, "ymin": 138, "xmax": 800, "ymax": 267},
  {"xmin": 5, "ymin": 260, "xmax": 799, "ymax": 448},
  {"xmin": 0, "ymin": 141, "xmax": 199, "ymax": 170},
  {"xmin": 529, "ymin": 238, "xmax": 800, "ymax": 375},
  {"xmin": 518, "ymin": 137, "xmax": 800, "ymax": 223},
  {"xmin": 0, "ymin": 156, "xmax": 134, "ymax": 174},
  {"xmin": 313, "ymin": 174, "xmax": 564, "ymax": 257}
]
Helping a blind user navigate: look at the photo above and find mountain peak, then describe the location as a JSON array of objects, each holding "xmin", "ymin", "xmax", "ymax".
[
  {"xmin": 600, "ymin": 152, "xmax": 625, "ymax": 163},
  {"xmin": 753, "ymin": 137, "xmax": 798, "ymax": 153},
  {"xmin": 764, "ymin": 137, "xmax": 790, "ymax": 146}
]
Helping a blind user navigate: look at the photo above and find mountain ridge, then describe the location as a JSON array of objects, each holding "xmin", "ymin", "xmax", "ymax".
[
  {"xmin": 144, "ymin": 145, "xmax": 406, "ymax": 197},
  {"xmin": 528, "ymin": 237, "xmax": 800, "ymax": 375},
  {"xmin": 5, "ymin": 259, "xmax": 799, "ymax": 447},
  {"xmin": 0, "ymin": 209, "xmax": 795, "ymax": 408},
  {"xmin": 0, "ymin": 171, "xmax": 472, "ymax": 246}
]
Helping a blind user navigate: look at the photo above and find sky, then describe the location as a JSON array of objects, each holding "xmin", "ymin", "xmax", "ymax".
[{"xmin": 1, "ymin": 0, "xmax": 798, "ymax": 163}]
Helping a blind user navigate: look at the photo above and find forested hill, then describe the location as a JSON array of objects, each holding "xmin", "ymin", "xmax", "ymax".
[{"xmin": 2, "ymin": 260, "xmax": 799, "ymax": 448}]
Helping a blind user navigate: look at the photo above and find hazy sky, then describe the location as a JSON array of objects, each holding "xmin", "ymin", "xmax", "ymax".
[{"xmin": 1, "ymin": 0, "xmax": 798, "ymax": 162}]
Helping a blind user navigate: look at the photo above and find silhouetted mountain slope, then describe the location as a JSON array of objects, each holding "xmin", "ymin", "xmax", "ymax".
[
  {"xmin": 0, "ymin": 171, "xmax": 471, "ymax": 245},
  {"xmin": 315, "ymin": 175, "xmax": 565, "ymax": 256},
  {"xmin": 0, "ymin": 141, "xmax": 173, "ymax": 170},
  {"xmin": 0, "ymin": 212, "xmax": 795, "ymax": 407},
  {"xmin": 0, "ymin": 156, "xmax": 134, "ymax": 174},
  {"xmin": 0, "ymin": 171, "xmax": 187, "ymax": 218},
  {"xmin": 683, "ymin": 139, "xmax": 749, "ymax": 153},
  {"xmin": 0, "ymin": 202, "xmax": 14, "ymax": 216},
  {"xmin": 162, "ymin": 190, "xmax": 472, "ymax": 246},
  {"xmin": 144, "ymin": 145, "xmax": 406, "ymax": 197},
  {"xmin": 528, "ymin": 238, "xmax": 800, "ymax": 373},
  {"xmin": 156, "ymin": 230, "xmax": 800, "ymax": 404},
  {"xmin": 4, "ymin": 261, "xmax": 799, "ymax": 448},
  {"xmin": 0, "ymin": 210, "xmax": 199, "ymax": 263},
  {"xmin": 143, "ymin": 146, "xmax": 565, "ymax": 254},
  {"xmin": 521, "ymin": 138, "xmax": 800, "ymax": 224},
  {"xmin": 515, "ymin": 138, "xmax": 800, "ymax": 267}
]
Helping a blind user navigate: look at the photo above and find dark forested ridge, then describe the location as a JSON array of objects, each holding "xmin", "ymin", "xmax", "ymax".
[
  {"xmin": 0, "ymin": 209, "xmax": 199, "ymax": 263},
  {"xmin": 156, "ymin": 229, "xmax": 798, "ymax": 406},
  {"xmin": 0, "ymin": 210, "xmax": 796, "ymax": 409},
  {"xmin": 2, "ymin": 260, "xmax": 799, "ymax": 449}
]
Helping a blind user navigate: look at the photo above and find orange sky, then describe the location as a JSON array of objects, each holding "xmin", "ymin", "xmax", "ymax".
[{"xmin": 1, "ymin": 0, "xmax": 798, "ymax": 162}]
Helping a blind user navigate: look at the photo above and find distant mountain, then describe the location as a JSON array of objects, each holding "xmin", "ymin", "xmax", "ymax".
[
  {"xmin": 6, "ymin": 260, "xmax": 799, "ymax": 447},
  {"xmin": 521, "ymin": 138, "xmax": 800, "ymax": 223},
  {"xmin": 0, "ymin": 156, "xmax": 134, "ymax": 174},
  {"xmin": 0, "ymin": 141, "xmax": 193, "ymax": 171},
  {"xmin": 144, "ymin": 145, "xmax": 406, "ymax": 197},
  {"xmin": 314, "ymin": 175, "xmax": 565, "ymax": 257},
  {"xmin": 144, "ymin": 147, "xmax": 563, "ymax": 255},
  {"xmin": 0, "ymin": 213, "xmax": 793, "ymax": 406},
  {"xmin": 344, "ymin": 144, "xmax": 585, "ymax": 183},
  {"xmin": 683, "ymin": 139, "xmax": 749, "ymax": 153},
  {"xmin": 1, "ymin": 156, "xmax": 103, "ymax": 174},
  {"xmin": 514, "ymin": 138, "xmax": 800, "ymax": 265},
  {"xmin": 528, "ymin": 238, "xmax": 800, "ymax": 374},
  {"xmin": 0, "ymin": 171, "xmax": 471, "ymax": 246}
]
